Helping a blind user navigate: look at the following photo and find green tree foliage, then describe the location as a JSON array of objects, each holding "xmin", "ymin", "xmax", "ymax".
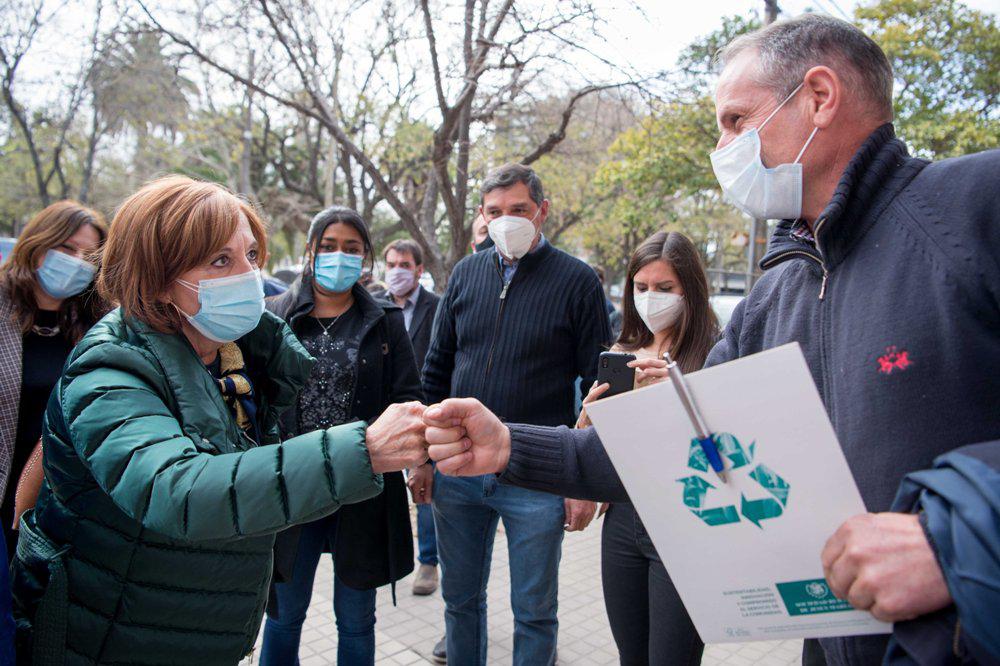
[
  {"xmin": 676, "ymin": 14, "xmax": 762, "ymax": 90},
  {"xmin": 573, "ymin": 15, "xmax": 761, "ymax": 280},
  {"xmin": 857, "ymin": 0, "xmax": 999, "ymax": 157},
  {"xmin": 584, "ymin": 98, "xmax": 745, "ymax": 277}
]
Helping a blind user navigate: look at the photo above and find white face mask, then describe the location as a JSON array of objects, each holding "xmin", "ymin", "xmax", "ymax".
[
  {"xmin": 709, "ymin": 83, "xmax": 819, "ymax": 220},
  {"xmin": 487, "ymin": 209, "xmax": 540, "ymax": 260},
  {"xmin": 634, "ymin": 290, "xmax": 684, "ymax": 334}
]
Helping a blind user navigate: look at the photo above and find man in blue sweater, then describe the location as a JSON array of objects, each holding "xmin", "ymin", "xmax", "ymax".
[
  {"xmin": 422, "ymin": 14, "xmax": 1000, "ymax": 666},
  {"xmin": 422, "ymin": 163, "xmax": 610, "ymax": 665}
]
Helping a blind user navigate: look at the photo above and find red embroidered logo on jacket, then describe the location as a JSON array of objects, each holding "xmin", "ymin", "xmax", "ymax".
[{"xmin": 877, "ymin": 346, "xmax": 912, "ymax": 375}]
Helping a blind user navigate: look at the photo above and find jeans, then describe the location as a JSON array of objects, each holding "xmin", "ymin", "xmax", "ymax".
[
  {"xmin": 433, "ymin": 472, "xmax": 564, "ymax": 666},
  {"xmin": 261, "ymin": 514, "xmax": 377, "ymax": 666},
  {"xmin": 0, "ymin": 528, "xmax": 14, "ymax": 666},
  {"xmin": 601, "ymin": 502, "xmax": 703, "ymax": 666},
  {"xmin": 416, "ymin": 503, "xmax": 438, "ymax": 566}
]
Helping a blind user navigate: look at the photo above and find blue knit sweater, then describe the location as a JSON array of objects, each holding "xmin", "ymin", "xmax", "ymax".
[{"xmin": 422, "ymin": 241, "xmax": 611, "ymax": 427}]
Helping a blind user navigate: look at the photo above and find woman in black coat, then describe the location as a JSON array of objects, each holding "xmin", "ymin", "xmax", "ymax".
[{"xmin": 263, "ymin": 206, "xmax": 421, "ymax": 666}]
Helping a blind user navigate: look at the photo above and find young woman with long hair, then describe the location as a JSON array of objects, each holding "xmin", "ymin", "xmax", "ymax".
[
  {"xmin": 578, "ymin": 230, "xmax": 720, "ymax": 665},
  {"xmin": 0, "ymin": 201, "xmax": 108, "ymax": 557}
]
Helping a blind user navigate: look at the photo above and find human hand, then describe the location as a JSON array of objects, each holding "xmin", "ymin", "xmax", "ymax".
[
  {"xmin": 821, "ymin": 512, "xmax": 952, "ymax": 623},
  {"xmin": 627, "ymin": 358, "xmax": 669, "ymax": 384},
  {"xmin": 583, "ymin": 382, "xmax": 611, "ymax": 405},
  {"xmin": 407, "ymin": 463, "xmax": 434, "ymax": 504},
  {"xmin": 423, "ymin": 398, "xmax": 511, "ymax": 476},
  {"xmin": 564, "ymin": 498, "xmax": 598, "ymax": 532},
  {"xmin": 365, "ymin": 402, "xmax": 428, "ymax": 473},
  {"xmin": 576, "ymin": 382, "xmax": 611, "ymax": 428}
]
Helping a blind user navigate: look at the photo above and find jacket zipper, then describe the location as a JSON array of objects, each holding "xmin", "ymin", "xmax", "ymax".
[
  {"xmin": 767, "ymin": 217, "xmax": 836, "ymax": 426},
  {"xmin": 760, "ymin": 217, "xmax": 830, "ymax": 301},
  {"xmin": 815, "ymin": 216, "xmax": 835, "ymax": 432},
  {"xmin": 480, "ymin": 263, "xmax": 512, "ymax": 394},
  {"xmin": 814, "ymin": 217, "xmax": 830, "ymax": 300}
]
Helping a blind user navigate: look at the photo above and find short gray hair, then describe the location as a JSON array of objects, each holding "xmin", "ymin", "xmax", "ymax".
[
  {"xmin": 718, "ymin": 13, "xmax": 893, "ymax": 121},
  {"xmin": 481, "ymin": 163, "xmax": 545, "ymax": 206}
]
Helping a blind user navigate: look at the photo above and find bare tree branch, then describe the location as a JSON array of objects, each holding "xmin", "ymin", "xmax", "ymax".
[{"xmin": 521, "ymin": 82, "xmax": 635, "ymax": 165}]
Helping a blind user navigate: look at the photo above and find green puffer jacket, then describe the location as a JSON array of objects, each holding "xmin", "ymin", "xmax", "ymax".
[{"xmin": 9, "ymin": 309, "xmax": 383, "ymax": 665}]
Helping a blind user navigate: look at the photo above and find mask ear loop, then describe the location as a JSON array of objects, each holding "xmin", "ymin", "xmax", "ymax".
[
  {"xmin": 171, "ymin": 279, "xmax": 201, "ymax": 320},
  {"xmin": 789, "ymin": 124, "xmax": 820, "ymax": 228},
  {"xmin": 794, "ymin": 126, "xmax": 820, "ymax": 164},
  {"xmin": 175, "ymin": 278, "xmax": 199, "ymax": 293},
  {"xmin": 171, "ymin": 301, "xmax": 196, "ymax": 320},
  {"xmin": 758, "ymin": 82, "xmax": 805, "ymax": 132}
]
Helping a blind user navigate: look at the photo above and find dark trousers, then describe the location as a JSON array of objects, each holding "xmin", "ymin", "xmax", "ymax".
[
  {"xmin": 803, "ymin": 639, "xmax": 829, "ymax": 665},
  {"xmin": 601, "ymin": 502, "xmax": 703, "ymax": 666}
]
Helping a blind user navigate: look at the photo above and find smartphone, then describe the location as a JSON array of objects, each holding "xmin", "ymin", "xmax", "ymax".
[{"xmin": 596, "ymin": 351, "xmax": 637, "ymax": 399}]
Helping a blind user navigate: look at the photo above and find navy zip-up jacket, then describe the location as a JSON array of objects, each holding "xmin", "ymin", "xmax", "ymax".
[
  {"xmin": 500, "ymin": 125, "xmax": 1000, "ymax": 665},
  {"xmin": 423, "ymin": 240, "xmax": 611, "ymax": 427}
]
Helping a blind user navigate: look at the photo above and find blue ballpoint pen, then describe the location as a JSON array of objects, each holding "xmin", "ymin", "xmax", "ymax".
[{"xmin": 663, "ymin": 352, "xmax": 728, "ymax": 483}]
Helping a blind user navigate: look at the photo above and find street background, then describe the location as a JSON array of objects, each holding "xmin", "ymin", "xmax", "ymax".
[{"xmin": 251, "ymin": 511, "xmax": 804, "ymax": 665}]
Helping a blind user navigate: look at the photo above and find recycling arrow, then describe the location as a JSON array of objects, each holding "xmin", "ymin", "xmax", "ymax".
[
  {"xmin": 750, "ymin": 463, "xmax": 790, "ymax": 506},
  {"xmin": 676, "ymin": 475, "xmax": 740, "ymax": 526},
  {"xmin": 678, "ymin": 433, "xmax": 791, "ymax": 529},
  {"xmin": 714, "ymin": 432, "xmax": 753, "ymax": 469},
  {"xmin": 740, "ymin": 493, "xmax": 784, "ymax": 527}
]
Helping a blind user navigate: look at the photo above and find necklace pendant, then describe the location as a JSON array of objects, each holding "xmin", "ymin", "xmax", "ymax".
[{"xmin": 32, "ymin": 325, "xmax": 60, "ymax": 337}]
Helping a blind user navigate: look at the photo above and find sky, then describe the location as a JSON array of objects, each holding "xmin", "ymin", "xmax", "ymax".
[
  {"xmin": 17, "ymin": 0, "xmax": 1000, "ymax": 110},
  {"xmin": 602, "ymin": 0, "xmax": 1000, "ymax": 74}
]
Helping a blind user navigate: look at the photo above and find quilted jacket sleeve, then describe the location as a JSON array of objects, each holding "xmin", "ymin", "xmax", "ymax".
[{"xmin": 58, "ymin": 341, "xmax": 383, "ymax": 542}]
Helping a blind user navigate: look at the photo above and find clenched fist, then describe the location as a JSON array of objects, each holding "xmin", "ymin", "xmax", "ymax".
[
  {"xmin": 821, "ymin": 512, "xmax": 951, "ymax": 623},
  {"xmin": 365, "ymin": 401, "xmax": 429, "ymax": 473},
  {"xmin": 423, "ymin": 398, "xmax": 511, "ymax": 476}
]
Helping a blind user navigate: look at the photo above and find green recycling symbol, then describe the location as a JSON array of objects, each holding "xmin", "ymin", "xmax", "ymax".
[{"xmin": 676, "ymin": 433, "xmax": 790, "ymax": 528}]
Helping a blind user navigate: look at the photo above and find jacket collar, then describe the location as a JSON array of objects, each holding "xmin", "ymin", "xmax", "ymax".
[
  {"xmin": 275, "ymin": 274, "xmax": 393, "ymax": 330},
  {"xmin": 761, "ymin": 124, "xmax": 926, "ymax": 271},
  {"xmin": 124, "ymin": 309, "xmax": 313, "ymax": 425}
]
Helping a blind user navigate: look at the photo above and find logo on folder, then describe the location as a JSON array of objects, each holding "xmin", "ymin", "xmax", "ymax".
[{"xmin": 676, "ymin": 433, "xmax": 790, "ymax": 528}]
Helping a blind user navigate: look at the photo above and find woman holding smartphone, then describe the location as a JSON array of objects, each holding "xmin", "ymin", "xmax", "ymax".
[{"xmin": 577, "ymin": 230, "xmax": 719, "ymax": 666}]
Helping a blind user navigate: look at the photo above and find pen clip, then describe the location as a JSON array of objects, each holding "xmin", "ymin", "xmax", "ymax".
[
  {"xmin": 665, "ymin": 352, "xmax": 728, "ymax": 482},
  {"xmin": 663, "ymin": 352, "xmax": 710, "ymax": 439}
]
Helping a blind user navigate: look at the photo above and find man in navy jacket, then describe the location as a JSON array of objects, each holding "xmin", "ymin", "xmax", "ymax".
[
  {"xmin": 423, "ymin": 14, "xmax": 1000, "ymax": 666},
  {"xmin": 422, "ymin": 164, "xmax": 610, "ymax": 665}
]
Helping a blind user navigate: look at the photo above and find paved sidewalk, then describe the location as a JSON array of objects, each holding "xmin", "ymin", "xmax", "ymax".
[{"xmin": 252, "ymin": 513, "xmax": 802, "ymax": 664}]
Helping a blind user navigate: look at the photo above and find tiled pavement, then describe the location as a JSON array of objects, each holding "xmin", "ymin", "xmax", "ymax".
[{"xmin": 251, "ymin": 512, "xmax": 802, "ymax": 665}]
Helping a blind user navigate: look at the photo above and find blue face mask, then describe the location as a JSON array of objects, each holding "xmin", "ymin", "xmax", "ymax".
[
  {"xmin": 314, "ymin": 252, "xmax": 363, "ymax": 293},
  {"xmin": 176, "ymin": 269, "xmax": 265, "ymax": 343},
  {"xmin": 37, "ymin": 249, "xmax": 97, "ymax": 299}
]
